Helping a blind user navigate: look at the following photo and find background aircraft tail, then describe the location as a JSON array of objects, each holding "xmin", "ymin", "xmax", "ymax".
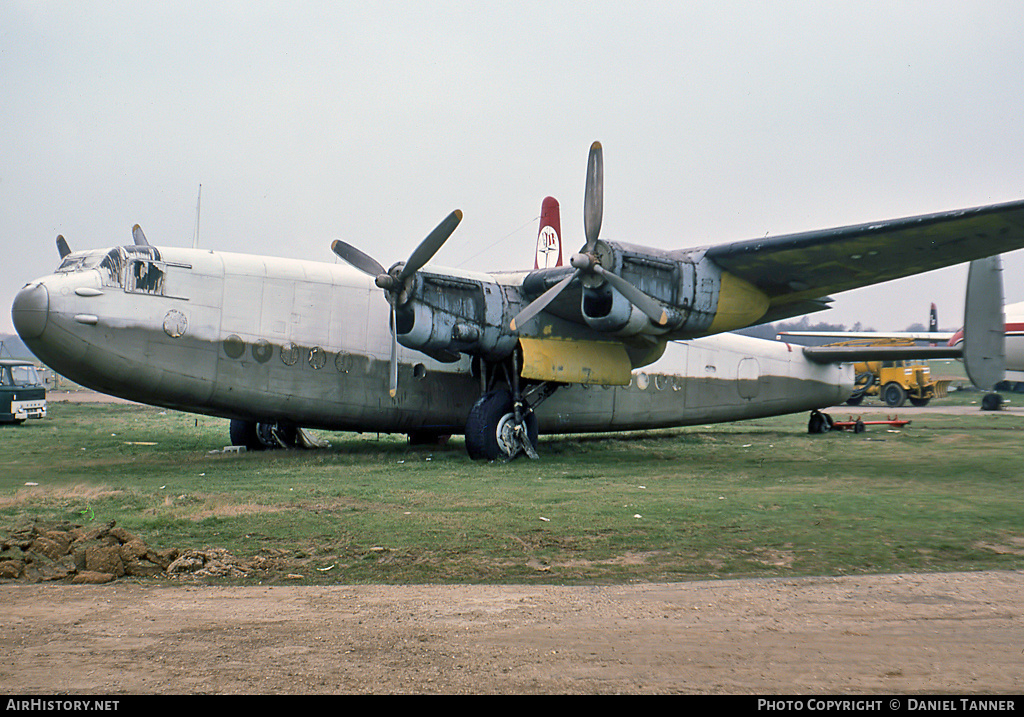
[{"xmin": 535, "ymin": 196, "xmax": 562, "ymax": 269}]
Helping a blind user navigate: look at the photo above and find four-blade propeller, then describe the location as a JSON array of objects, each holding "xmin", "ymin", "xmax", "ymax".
[
  {"xmin": 510, "ymin": 142, "xmax": 667, "ymax": 331},
  {"xmin": 331, "ymin": 209, "xmax": 463, "ymax": 396}
]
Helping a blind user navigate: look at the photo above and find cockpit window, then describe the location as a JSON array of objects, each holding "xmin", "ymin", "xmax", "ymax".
[
  {"xmin": 126, "ymin": 259, "xmax": 166, "ymax": 294},
  {"xmin": 56, "ymin": 251, "xmax": 106, "ymax": 274},
  {"xmin": 99, "ymin": 249, "xmax": 125, "ymax": 287},
  {"xmin": 55, "ymin": 246, "xmax": 164, "ymax": 291}
]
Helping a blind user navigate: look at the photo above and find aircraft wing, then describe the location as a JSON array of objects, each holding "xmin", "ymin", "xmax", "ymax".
[
  {"xmin": 778, "ymin": 330, "xmax": 955, "ymax": 343},
  {"xmin": 705, "ymin": 199, "xmax": 1024, "ymax": 317}
]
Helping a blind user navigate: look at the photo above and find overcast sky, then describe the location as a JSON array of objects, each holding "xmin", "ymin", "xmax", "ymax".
[{"xmin": 4, "ymin": 1, "xmax": 1024, "ymax": 336}]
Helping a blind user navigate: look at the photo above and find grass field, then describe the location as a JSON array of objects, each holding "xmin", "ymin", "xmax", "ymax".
[{"xmin": 3, "ymin": 396, "xmax": 1024, "ymax": 585}]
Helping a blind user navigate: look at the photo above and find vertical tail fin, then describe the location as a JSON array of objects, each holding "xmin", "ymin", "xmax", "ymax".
[
  {"xmin": 962, "ymin": 256, "xmax": 1006, "ymax": 391},
  {"xmin": 534, "ymin": 196, "xmax": 562, "ymax": 269}
]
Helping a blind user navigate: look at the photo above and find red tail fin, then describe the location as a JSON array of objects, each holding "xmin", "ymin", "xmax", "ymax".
[{"xmin": 535, "ymin": 196, "xmax": 562, "ymax": 269}]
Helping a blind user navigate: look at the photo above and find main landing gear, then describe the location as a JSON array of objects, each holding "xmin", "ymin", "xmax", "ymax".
[
  {"xmin": 229, "ymin": 419, "xmax": 298, "ymax": 450},
  {"xmin": 466, "ymin": 353, "xmax": 557, "ymax": 461},
  {"xmin": 807, "ymin": 410, "xmax": 835, "ymax": 434},
  {"xmin": 465, "ymin": 388, "xmax": 539, "ymax": 461}
]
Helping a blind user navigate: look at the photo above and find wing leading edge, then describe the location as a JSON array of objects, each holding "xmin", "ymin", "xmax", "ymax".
[{"xmin": 706, "ymin": 199, "xmax": 1024, "ymax": 317}]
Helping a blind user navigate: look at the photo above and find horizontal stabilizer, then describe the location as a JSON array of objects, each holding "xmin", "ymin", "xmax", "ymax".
[
  {"xmin": 800, "ymin": 255, "xmax": 1005, "ymax": 392},
  {"xmin": 802, "ymin": 344, "xmax": 961, "ymax": 364}
]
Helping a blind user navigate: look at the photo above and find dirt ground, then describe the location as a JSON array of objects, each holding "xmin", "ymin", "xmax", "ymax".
[
  {"xmin": 2, "ymin": 571, "xmax": 1023, "ymax": 694},
  {"xmin": 7, "ymin": 391, "xmax": 1020, "ymax": 694}
]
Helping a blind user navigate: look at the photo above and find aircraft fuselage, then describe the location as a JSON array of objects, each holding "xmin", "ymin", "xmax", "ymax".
[{"xmin": 12, "ymin": 244, "xmax": 853, "ymax": 440}]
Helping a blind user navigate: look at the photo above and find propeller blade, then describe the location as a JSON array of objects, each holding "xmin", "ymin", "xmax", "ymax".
[
  {"xmin": 593, "ymin": 265, "xmax": 668, "ymax": 325},
  {"xmin": 398, "ymin": 209, "xmax": 463, "ymax": 282},
  {"xmin": 583, "ymin": 142, "xmax": 603, "ymax": 252},
  {"xmin": 510, "ymin": 269, "xmax": 579, "ymax": 331},
  {"xmin": 331, "ymin": 240, "xmax": 387, "ymax": 277},
  {"xmin": 132, "ymin": 224, "xmax": 150, "ymax": 246},
  {"xmin": 389, "ymin": 305, "xmax": 399, "ymax": 397},
  {"xmin": 56, "ymin": 235, "xmax": 71, "ymax": 259}
]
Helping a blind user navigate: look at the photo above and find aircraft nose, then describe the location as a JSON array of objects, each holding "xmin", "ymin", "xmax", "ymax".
[{"xmin": 11, "ymin": 281, "xmax": 50, "ymax": 339}]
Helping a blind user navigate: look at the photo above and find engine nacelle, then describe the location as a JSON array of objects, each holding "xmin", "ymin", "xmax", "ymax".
[
  {"xmin": 395, "ymin": 271, "xmax": 519, "ymax": 362},
  {"xmin": 578, "ymin": 242, "xmax": 769, "ymax": 338},
  {"xmin": 581, "ymin": 282, "xmax": 652, "ymax": 335}
]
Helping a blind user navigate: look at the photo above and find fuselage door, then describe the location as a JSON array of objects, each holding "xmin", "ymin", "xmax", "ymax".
[{"xmin": 737, "ymin": 357, "xmax": 760, "ymax": 399}]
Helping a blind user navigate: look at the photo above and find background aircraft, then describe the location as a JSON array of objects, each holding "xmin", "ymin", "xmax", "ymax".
[{"xmin": 11, "ymin": 143, "xmax": 1021, "ymax": 460}]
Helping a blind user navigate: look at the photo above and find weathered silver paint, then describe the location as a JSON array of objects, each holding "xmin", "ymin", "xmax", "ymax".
[
  {"xmin": 540, "ymin": 335, "xmax": 851, "ymax": 433},
  {"xmin": 13, "ymin": 245, "xmax": 850, "ymax": 437}
]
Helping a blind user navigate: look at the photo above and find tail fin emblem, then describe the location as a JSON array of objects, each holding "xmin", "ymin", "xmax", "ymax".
[{"xmin": 535, "ymin": 196, "xmax": 562, "ymax": 269}]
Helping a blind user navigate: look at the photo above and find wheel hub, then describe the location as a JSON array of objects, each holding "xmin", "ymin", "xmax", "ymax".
[{"xmin": 495, "ymin": 412, "xmax": 518, "ymax": 458}]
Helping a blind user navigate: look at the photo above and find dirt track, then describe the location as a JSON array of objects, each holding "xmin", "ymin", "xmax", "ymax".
[{"xmin": 3, "ymin": 571, "xmax": 1023, "ymax": 694}]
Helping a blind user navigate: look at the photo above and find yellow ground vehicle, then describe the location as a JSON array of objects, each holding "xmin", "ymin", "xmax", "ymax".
[{"xmin": 830, "ymin": 338, "xmax": 951, "ymax": 407}]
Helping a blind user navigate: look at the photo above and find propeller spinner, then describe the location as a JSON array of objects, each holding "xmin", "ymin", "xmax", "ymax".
[
  {"xmin": 510, "ymin": 142, "xmax": 667, "ymax": 331},
  {"xmin": 331, "ymin": 209, "xmax": 463, "ymax": 397}
]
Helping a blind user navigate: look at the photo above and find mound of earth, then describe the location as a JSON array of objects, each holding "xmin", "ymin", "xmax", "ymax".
[{"xmin": 0, "ymin": 520, "xmax": 255, "ymax": 583}]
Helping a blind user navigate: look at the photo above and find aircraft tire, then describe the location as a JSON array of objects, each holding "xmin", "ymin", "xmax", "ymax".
[
  {"xmin": 882, "ymin": 382, "xmax": 907, "ymax": 408},
  {"xmin": 230, "ymin": 419, "xmax": 265, "ymax": 451},
  {"xmin": 807, "ymin": 410, "xmax": 832, "ymax": 434},
  {"xmin": 981, "ymin": 393, "xmax": 1004, "ymax": 411},
  {"xmin": 465, "ymin": 389, "xmax": 538, "ymax": 461}
]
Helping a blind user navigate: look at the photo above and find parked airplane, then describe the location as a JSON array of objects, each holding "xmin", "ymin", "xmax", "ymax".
[{"xmin": 11, "ymin": 142, "xmax": 1023, "ymax": 460}]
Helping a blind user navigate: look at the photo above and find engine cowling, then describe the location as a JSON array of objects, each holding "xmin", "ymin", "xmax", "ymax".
[
  {"xmin": 395, "ymin": 271, "xmax": 519, "ymax": 362},
  {"xmin": 575, "ymin": 241, "xmax": 770, "ymax": 338}
]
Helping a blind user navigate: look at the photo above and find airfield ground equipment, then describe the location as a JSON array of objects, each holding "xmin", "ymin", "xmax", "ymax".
[
  {"xmin": 829, "ymin": 338, "xmax": 951, "ymax": 408},
  {"xmin": 0, "ymin": 359, "xmax": 47, "ymax": 424},
  {"xmin": 830, "ymin": 415, "xmax": 912, "ymax": 433}
]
